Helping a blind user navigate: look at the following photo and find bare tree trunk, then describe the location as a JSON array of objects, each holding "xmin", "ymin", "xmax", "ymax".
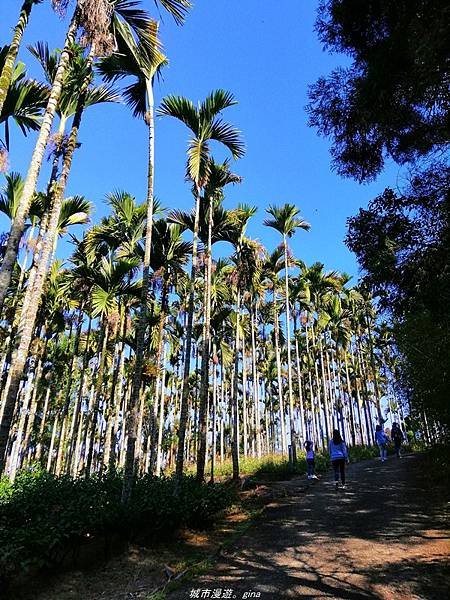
[
  {"xmin": 34, "ymin": 385, "xmax": 51, "ymax": 463},
  {"xmin": 196, "ymin": 192, "xmax": 213, "ymax": 482},
  {"xmin": 273, "ymin": 296, "xmax": 287, "ymax": 454},
  {"xmin": 85, "ymin": 321, "xmax": 109, "ymax": 476},
  {"xmin": 0, "ymin": 9, "xmax": 79, "ymax": 311},
  {"xmin": 231, "ymin": 289, "xmax": 241, "ymax": 480},
  {"xmin": 250, "ymin": 304, "xmax": 262, "ymax": 458},
  {"xmin": 282, "ymin": 234, "xmax": 296, "ymax": 462},
  {"xmin": 175, "ymin": 190, "xmax": 201, "ymax": 483},
  {"xmin": 122, "ymin": 82, "xmax": 156, "ymax": 502}
]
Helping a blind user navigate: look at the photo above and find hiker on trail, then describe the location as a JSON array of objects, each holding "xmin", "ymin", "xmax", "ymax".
[
  {"xmin": 391, "ymin": 422, "xmax": 404, "ymax": 458},
  {"xmin": 328, "ymin": 429, "xmax": 349, "ymax": 489},
  {"xmin": 304, "ymin": 440, "xmax": 318, "ymax": 480},
  {"xmin": 375, "ymin": 424, "xmax": 389, "ymax": 462}
]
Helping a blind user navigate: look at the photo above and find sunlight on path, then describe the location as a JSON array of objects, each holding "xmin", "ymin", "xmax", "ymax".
[{"xmin": 169, "ymin": 455, "xmax": 450, "ymax": 600}]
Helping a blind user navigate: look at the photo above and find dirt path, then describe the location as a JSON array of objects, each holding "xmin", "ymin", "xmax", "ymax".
[{"xmin": 169, "ymin": 454, "xmax": 450, "ymax": 600}]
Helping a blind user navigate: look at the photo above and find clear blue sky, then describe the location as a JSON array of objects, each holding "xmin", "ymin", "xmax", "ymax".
[{"xmin": 0, "ymin": 0, "xmax": 399, "ymax": 279}]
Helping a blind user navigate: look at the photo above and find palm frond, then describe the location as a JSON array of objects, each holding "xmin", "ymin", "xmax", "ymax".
[
  {"xmin": 152, "ymin": 0, "xmax": 191, "ymax": 25},
  {"xmin": 210, "ymin": 118, "xmax": 245, "ymax": 159},
  {"xmin": 58, "ymin": 195, "xmax": 92, "ymax": 234},
  {"xmin": 84, "ymin": 84, "xmax": 122, "ymax": 108},
  {"xmin": 158, "ymin": 95, "xmax": 199, "ymax": 134},
  {"xmin": 200, "ymin": 89, "xmax": 238, "ymax": 122},
  {"xmin": 187, "ymin": 136, "xmax": 210, "ymax": 185}
]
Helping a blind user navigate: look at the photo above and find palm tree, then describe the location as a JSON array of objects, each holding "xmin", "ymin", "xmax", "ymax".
[
  {"xmin": 98, "ymin": 17, "xmax": 168, "ymax": 501},
  {"xmin": 0, "ymin": 6, "xmax": 80, "ymax": 309},
  {"xmin": 84, "ymin": 255, "xmax": 141, "ymax": 475},
  {"xmin": 0, "ymin": 34, "xmax": 125, "ymax": 474},
  {"xmin": 85, "ymin": 190, "xmax": 148, "ymax": 261},
  {"xmin": 0, "ymin": 0, "xmax": 173, "ymax": 312},
  {"xmin": 159, "ymin": 90, "xmax": 245, "ymax": 482},
  {"xmin": 0, "ymin": 47, "xmax": 49, "ymax": 153},
  {"xmin": 262, "ymin": 247, "xmax": 288, "ymax": 454},
  {"xmin": 0, "ymin": 192, "xmax": 92, "ymax": 474},
  {"xmin": 150, "ymin": 220, "xmax": 191, "ymax": 475},
  {"xmin": 0, "ymin": 0, "xmax": 43, "ymax": 116},
  {"xmin": 264, "ymin": 204, "xmax": 310, "ymax": 462},
  {"xmin": 228, "ymin": 206, "xmax": 257, "ymax": 479}
]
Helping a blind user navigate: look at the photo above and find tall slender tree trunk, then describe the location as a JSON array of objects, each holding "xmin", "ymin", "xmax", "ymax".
[
  {"xmin": 34, "ymin": 384, "xmax": 51, "ymax": 463},
  {"xmin": 293, "ymin": 313, "xmax": 306, "ymax": 442},
  {"xmin": 66, "ymin": 315, "xmax": 92, "ymax": 472},
  {"xmin": 175, "ymin": 189, "xmax": 201, "ymax": 483},
  {"xmin": 55, "ymin": 314, "xmax": 82, "ymax": 474},
  {"xmin": 304, "ymin": 321, "xmax": 316, "ymax": 444},
  {"xmin": 250, "ymin": 304, "xmax": 262, "ymax": 458},
  {"xmin": 273, "ymin": 292, "xmax": 287, "ymax": 454},
  {"xmin": 0, "ymin": 9, "xmax": 80, "ymax": 312},
  {"xmin": 196, "ymin": 194, "xmax": 213, "ymax": 482},
  {"xmin": 210, "ymin": 354, "xmax": 217, "ymax": 482},
  {"xmin": 85, "ymin": 321, "xmax": 109, "ymax": 476},
  {"xmin": 282, "ymin": 234, "xmax": 296, "ymax": 462},
  {"xmin": 364, "ymin": 312, "xmax": 383, "ymax": 423},
  {"xmin": 231, "ymin": 289, "xmax": 241, "ymax": 480},
  {"xmin": 0, "ymin": 59, "xmax": 91, "ymax": 474},
  {"xmin": 21, "ymin": 349, "xmax": 45, "ymax": 467},
  {"xmin": 343, "ymin": 353, "xmax": 356, "ymax": 446},
  {"xmin": 122, "ymin": 80, "xmax": 156, "ymax": 502}
]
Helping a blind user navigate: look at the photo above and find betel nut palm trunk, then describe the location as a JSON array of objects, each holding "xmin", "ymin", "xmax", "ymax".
[
  {"xmin": 122, "ymin": 82, "xmax": 155, "ymax": 503},
  {"xmin": 0, "ymin": 8, "xmax": 80, "ymax": 313},
  {"xmin": 175, "ymin": 189, "xmax": 201, "ymax": 483},
  {"xmin": 0, "ymin": 55, "xmax": 90, "ymax": 474},
  {"xmin": 283, "ymin": 233, "xmax": 297, "ymax": 463},
  {"xmin": 231, "ymin": 287, "xmax": 241, "ymax": 480},
  {"xmin": 196, "ymin": 193, "xmax": 213, "ymax": 482},
  {"xmin": 273, "ymin": 290, "xmax": 287, "ymax": 454}
]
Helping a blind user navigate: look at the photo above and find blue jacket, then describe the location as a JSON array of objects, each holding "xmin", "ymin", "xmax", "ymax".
[
  {"xmin": 329, "ymin": 440, "xmax": 348, "ymax": 461},
  {"xmin": 375, "ymin": 430, "xmax": 388, "ymax": 446}
]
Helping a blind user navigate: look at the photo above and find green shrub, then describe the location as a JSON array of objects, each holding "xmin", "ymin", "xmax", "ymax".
[{"xmin": 0, "ymin": 469, "xmax": 237, "ymax": 586}]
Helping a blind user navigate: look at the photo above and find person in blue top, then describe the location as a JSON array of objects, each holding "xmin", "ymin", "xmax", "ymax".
[
  {"xmin": 328, "ymin": 429, "xmax": 349, "ymax": 489},
  {"xmin": 304, "ymin": 440, "xmax": 318, "ymax": 480},
  {"xmin": 375, "ymin": 424, "xmax": 389, "ymax": 462}
]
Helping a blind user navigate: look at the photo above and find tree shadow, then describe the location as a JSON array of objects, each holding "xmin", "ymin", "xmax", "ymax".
[{"xmin": 169, "ymin": 455, "xmax": 450, "ymax": 599}]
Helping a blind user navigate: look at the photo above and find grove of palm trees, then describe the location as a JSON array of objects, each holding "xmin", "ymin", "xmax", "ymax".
[{"xmin": 0, "ymin": 1, "xmax": 448, "ymax": 599}]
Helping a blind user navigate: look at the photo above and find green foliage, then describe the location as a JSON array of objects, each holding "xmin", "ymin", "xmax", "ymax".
[
  {"xmin": 0, "ymin": 469, "xmax": 235, "ymax": 585},
  {"xmin": 346, "ymin": 176, "xmax": 450, "ymax": 427},
  {"xmin": 348, "ymin": 445, "xmax": 379, "ymax": 461},
  {"xmin": 308, "ymin": 0, "xmax": 450, "ymax": 181},
  {"xmin": 422, "ymin": 443, "xmax": 450, "ymax": 489}
]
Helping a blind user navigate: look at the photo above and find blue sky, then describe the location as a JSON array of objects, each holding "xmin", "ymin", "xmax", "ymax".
[{"xmin": 0, "ymin": 0, "xmax": 399, "ymax": 279}]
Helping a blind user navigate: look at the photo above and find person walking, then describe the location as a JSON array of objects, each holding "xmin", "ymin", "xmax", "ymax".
[
  {"xmin": 375, "ymin": 424, "xmax": 389, "ymax": 462},
  {"xmin": 304, "ymin": 440, "xmax": 318, "ymax": 480},
  {"xmin": 391, "ymin": 422, "xmax": 404, "ymax": 458},
  {"xmin": 329, "ymin": 429, "xmax": 349, "ymax": 489}
]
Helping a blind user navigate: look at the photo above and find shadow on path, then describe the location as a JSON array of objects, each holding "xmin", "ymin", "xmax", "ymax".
[{"xmin": 169, "ymin": 454, "xmax": 450, "ymax": 600}]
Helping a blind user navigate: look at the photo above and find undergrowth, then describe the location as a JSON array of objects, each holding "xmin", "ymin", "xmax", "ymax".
[{"xmin": 0, "ymin": 469, "xmax": 236, "ymax": 587}]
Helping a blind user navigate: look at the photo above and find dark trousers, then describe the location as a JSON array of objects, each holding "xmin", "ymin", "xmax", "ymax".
[
  {"xmin": 307, "ymin": 458, "xmax": 315, "ymax": 476},
  {"xmin": 332, "ymin": 458, "xmax": 346, "ymax": 484}
]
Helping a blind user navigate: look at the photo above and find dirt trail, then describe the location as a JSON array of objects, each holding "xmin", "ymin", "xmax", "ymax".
[{"xmin": 169, "ymin": 454, "xmax": 450, "ymax": 600}]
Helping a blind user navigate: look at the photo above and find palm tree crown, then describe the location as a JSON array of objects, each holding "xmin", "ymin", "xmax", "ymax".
[{"xmin": 264, "ymin": 203, "xmax": 311, "ymax": 238}]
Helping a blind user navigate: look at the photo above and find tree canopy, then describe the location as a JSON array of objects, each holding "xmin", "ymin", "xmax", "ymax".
[{"xmin": 307, "ymin": 0, "xmax": 450, "ymax": 181}]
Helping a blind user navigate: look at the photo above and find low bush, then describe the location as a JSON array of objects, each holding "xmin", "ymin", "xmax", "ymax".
[
  {"xmin": 421, "ymin": 443, "xmax": 450, "ymax": 489},
  {"xmin": 0, "ymin": 468, "xmax": 236, "ymax": 586}
]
